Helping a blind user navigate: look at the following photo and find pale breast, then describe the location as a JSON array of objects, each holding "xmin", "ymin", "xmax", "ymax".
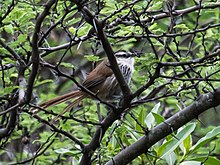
[{"xmin": 98, "ymin": 57, "xmax": 134, "ymax": 100}]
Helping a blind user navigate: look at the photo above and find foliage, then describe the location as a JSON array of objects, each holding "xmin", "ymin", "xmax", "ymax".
[{"xmin": 0, "ymin": 0, "xmax": 220, "ymax": 164}]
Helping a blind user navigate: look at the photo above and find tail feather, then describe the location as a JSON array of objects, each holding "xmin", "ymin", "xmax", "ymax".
[
  {"xmin": 50, "ymin": 95, "xmax": 85, "ymax": 123},
  {"xmin": 64, "ymin": 95, "xmax": 85, "ymax": 112},
  {"xmin": 40, "ymin": 90, "xmax": 82, "ymax": 109}
]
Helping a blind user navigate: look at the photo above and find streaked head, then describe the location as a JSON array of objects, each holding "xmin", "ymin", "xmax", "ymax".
[
  {"xmin": 114, "ymin": 50, "xmax": 142, "ymax": 59},
  {"xmin": 115, "ymin": 50, "xmax": 133, "ymax": 59},
  {"xmin": 114, "ymin": 50, "xmax": 135, "ymax": 67}
]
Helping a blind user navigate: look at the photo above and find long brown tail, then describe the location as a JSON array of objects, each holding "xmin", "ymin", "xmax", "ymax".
[
  {"xmin": 30, "ymin": 90, "xmax": 85, "ymax": 119},
  {"xmin": 51, "ymin": 95, "xmax": 85, "ymax": 122},
  {"xmin": 40, "ymin": 90, "xmax": 82, "ymax": 109}
]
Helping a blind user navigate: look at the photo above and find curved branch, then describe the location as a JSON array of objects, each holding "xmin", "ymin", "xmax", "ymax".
[
  {"xmin": 109, "ymin": 3, "xmax": 220, "ymax": 26},
  {"xmin": 26, "ymin": 0, "xmax": 56, "ymax": 102},
  {"xmin": 24, "ymin": 109, "xmax": 85, "ymax": 149},
  {"xmin": 0, "ymin": 109, "xmax": 17, "ymax": 139},
  {"xmin": 73, "ymin": 1, "xmax": 132, "ymax": 100},
  {"xmin": 107, "ymin": 23, "xmax": 220, "ymax": 39},
  {"xmin": 143, "ymin": 3, "xmax": 220, "ymax": 23},
  {"xmin": 0, "ymin": 0, "xmax": 16, "ymax": 24},
  {"xmin": 0, "ymin": 39, "xmax": 26, "ymax": 66},
  {"xmin": 70, "ymin": 2, "xmax": 134, "ymax": 164},
  {"xmin": 80, "ymin": 110, "xmax": 121, "ymax": 165},
  {"xmin": 94, "ymin": 18, "xmax": 132, "ymax": 98},
  {"xmin": 0, "ymin": 65, "xmax": 26, "ymax": 139},
  {"xmin": 159, "ymin": 49, "xmax": 220, "ymax": 66},
  {"xmin": 40, "ymin": 35, "xmax": 93, "ymax": 57}
]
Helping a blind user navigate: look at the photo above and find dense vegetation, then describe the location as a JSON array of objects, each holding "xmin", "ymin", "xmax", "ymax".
[{"xmin": 0, "ymin": 0, "xmax": 220, "ymax": 164}]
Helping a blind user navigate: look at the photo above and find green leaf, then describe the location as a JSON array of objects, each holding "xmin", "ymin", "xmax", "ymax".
[
  {"xmin": 0, "ymin": 86, "xmax": 20, "ymax": 95},
  {"xmin": 190, "ymin": 126, "xmax": 220, "ymax": 153},
  {"xmin": 148, "ymin": 22, "xmax": 165, "ymax": 34},
  {"xmin": 152, "ymin": 112, "xmax": 165, "ymax": 125},
  {"xmin": 54, "ymin": 148, "xmax": 71, "ymax": 154},
  {"xmin": 180, "ymin": 161, "xmax": 201, "ymax": 165},
  {"xmin": 205, "ymin": 29, "xmax": 214, "ymax": 38},
  {"xmin": 59, "ymin": 62, "xmax": 75, "ymax": 68},
  {"xmin": 84, "ymin": 55, "xmax": 100, "ymax": 62},
  {"xmin": 165, "ymin": 151, "xmax": 177, "ymax": 165},
  {"xmin": 35, "ymin": 79, "xmax": 53, "ymax": 87},
  {"xmin": 69, "ymin": 27, "xmax": 76, "ymax": 34},
  {"xmin": 10, "ymin": 73, "xmax": 18, "ymax": 78},
  {"xmin": 148, "ymin": 1, "xmax": 163, "ymax": 10},
  {"xmin": 145, "ymin": 102, "xmax": 160, "ymax": 128},
  {"xmin": 78, "ymin": 24, "xmax": 92, "ymax": 36},
  {"xmin": 135, "ymin": 109, "xmax": 145, "ymax": 132},
  {"xmin": 4, "ymin": 24, "xmax": 14, "ymax": 34},
  {"xmin": 149, "ymin": 23, "xmax": 158, "ymax": 31},
  {"xmin": 159, "ymin": 123, "xmax": 196, "ymax": 158},
  {"xmin": 23, "ymin": 44, "xmax": 31, "ymax": 51},
  {"xmin": 182, "ymin": 134, "xmax": 192, "ymax": 155},
  {"xmin": 190, "ymin": 156, "xmax": 220, "ymax": 165},
  {"xmin": 174, "ymin": 24, "xmax": 190, "ymax": 32},
  {"xmin": 39, "ymin": 132, "xmax": 52, "ymax": 142},
  {"xmin": 18, "ymin": 34, "xmax": 27, "ymax": 43},
  {"xmin": 67, "ymin": 17, "xmax": 80, "ymax": 25},
  {"xmin": 60, "ymin": 120, "xmax": 72, "ymax": 130},
  {"xmin": 157, "ymin": 140, "xmax": 170, "ymax": 157}
]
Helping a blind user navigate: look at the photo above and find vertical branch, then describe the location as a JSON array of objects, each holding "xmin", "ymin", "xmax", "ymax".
[
  {"xmin": 70, "ymin": 2, "xmax": 134, "ymax": 164},
  {"xmin": 93, "ymin": 18, "xmax": 132, "ymax": 98},
  {"xmin": 72, "ymin": 1, "xmax": 132, "ymax": 100},
  {"xmin": 26, "ymin": 0, "xmax": 56, "ymax": 102}
]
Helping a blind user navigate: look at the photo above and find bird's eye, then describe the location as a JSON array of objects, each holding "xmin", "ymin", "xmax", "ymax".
[{"xmin": 115, "ymin": 53, "xmax": 126, "ymax": 57}]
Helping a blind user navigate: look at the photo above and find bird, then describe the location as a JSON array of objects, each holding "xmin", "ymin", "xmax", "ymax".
[{"xmin": 35, "ymin": 51, "xmax": 134, "ymax": 120}]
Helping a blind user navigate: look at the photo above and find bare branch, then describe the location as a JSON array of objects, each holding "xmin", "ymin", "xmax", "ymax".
[
  {"xmin": 159, "ymin": 50, "xmax": 220, "ymax": 66},
  {"xmin": 73, "ymin": 1, "xmax": 132, "ymax": 101},
  {"xmin": 0, "ymin": 39, "xmax": 26, "ymax": 66},
  {"xmin": 24, "ymin": 109, "xmax": 85, "ymax": 149},
  {"xmin": 26, "ymin": 0, "xmax": 56, "ymax": 103}
]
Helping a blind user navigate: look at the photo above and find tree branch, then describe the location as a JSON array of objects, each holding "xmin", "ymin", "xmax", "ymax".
[
  {"xmin": 143, "ymin": 2, "xmax": 220, "ymax": 23},
  {"xmin": 0, "ymin": 0, "xmax": 16, "ymax": 24},
  {"xmin": 159, "ymin": 49, "xmax": 220, "ymax": 66},
  {"xmin": 24, "ymin": 109, "xmax": 85, "ymax": 149},
  {"xmin": 0, "ymin": 65, "xmax": 26, "ymax": 139},
  {"xmin": 26, "ymin": 0, "xmax": 56, "ymax": 103},
  {"xmin": 109, "ymin": 2, "xmax": 220, "ymax": 27},
  {"xmin": 69, "ymin": 2, "xmax": 134, "ymax": 164},
  {"xmin": 0, "ymin": 39, "xmax": 26, "ymax": 66},
  {"xmin": 73, "ymin": 1, "xmax": 132, "ymax": 100},
  {"xmin": 105, "ymin": 87, "xmax": 220, "ymax": 165},
  {"xmin": 40, "ymin": 35, "xmax": 93, "ymax": 57}
]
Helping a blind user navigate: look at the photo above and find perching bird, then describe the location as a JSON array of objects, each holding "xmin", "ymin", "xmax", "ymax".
[{"xmin": 35, "ymin": 51, "xmax": 135, "ymax": 120}]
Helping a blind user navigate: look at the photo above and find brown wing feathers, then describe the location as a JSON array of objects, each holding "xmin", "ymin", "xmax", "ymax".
[{"xmin": 82, "ymin": 59, "xmax": 113, "ymax": 89}]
